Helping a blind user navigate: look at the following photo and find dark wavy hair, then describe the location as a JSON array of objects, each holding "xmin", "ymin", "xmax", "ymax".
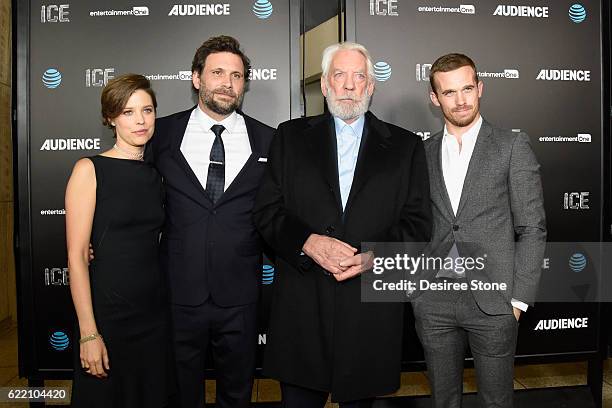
[{"xmin": 191, "ymin": 35, "xmax": 251, "ymax": 82}]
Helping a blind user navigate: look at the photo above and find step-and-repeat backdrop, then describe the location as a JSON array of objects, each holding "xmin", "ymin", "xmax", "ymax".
[
  {"xmin": 18, "ymin": 0, "xmax": 606, "ymax": 376},
  {"xmin": 347, "ymin": 0, "xmax": 604, "ymax": 360}
]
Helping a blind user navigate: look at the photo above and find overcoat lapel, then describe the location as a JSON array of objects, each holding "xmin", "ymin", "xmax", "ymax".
[
  {"xmin": 305, "ymin": 114, "xmax": 343, "ymax": 214},
  {"xmin": 343, "ymin": 112, "xmax": 391, "ymax": 214}
]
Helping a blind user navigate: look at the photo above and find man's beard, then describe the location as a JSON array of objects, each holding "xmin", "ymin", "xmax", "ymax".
[
  {"xmin": 446, "ymin": 103, "xmax": 479, "ymax": 128},
  {"xmin": 324, "ymin": 83, "xmax": 370, "ymax": 121},
  {"xmin": 199, "ymin": 85, "xmax": 244, "ymax": 116}
]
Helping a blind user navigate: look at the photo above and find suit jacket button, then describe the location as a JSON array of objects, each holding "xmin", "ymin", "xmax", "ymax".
[
  {"xmin": 453, "ymin": 224, "xmax": 459, "ymax": 231},
  {"xmin": 325, "ymin": 225, "xmax": 335, "ymax": 234}
]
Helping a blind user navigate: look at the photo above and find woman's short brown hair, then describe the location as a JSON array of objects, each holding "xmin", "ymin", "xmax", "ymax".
[{"xmin": 101, "ymin": 73, "xmax": 157, "ymax": 129}]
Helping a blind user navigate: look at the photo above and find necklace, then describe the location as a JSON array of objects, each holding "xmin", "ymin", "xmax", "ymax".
[{"xmin": 113, "ymin": 144, "xmax": 144, "ymax": 161}]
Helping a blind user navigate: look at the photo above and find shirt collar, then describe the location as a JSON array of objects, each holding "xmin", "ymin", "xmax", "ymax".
[
  {"xmin": 443, "ymin": 115, "xmax": 482, "ymax": 143},
  {"xmin": 195, "ymin": 106, "xmax": 239, "ymax": 133},
  {"xmin": 334, "ymin": 115, "xmax": 365, "ymax": 138}
]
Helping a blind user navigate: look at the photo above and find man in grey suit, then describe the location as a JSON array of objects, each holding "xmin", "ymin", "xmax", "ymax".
[{"xmin": 412, "ymin": 53, "xmax": 546, "ymax": 408}]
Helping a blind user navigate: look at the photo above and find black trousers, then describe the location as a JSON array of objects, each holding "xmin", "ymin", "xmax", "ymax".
[
  {"xmin": 281, "ymin": 383, "xmax": 375, "ymax": 408},
  {"xmin": 171, "ymin": 299, "xmax": 258, "ymax": 408}
]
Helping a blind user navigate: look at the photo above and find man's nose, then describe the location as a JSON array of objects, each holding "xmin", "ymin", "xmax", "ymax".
[{"xmin": 344, "ymin": 75, "xmax": 355, "ymax": 90}]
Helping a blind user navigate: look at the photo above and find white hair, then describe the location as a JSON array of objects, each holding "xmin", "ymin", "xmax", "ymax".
[{"xmin": 321, "ymin": 42, "xmax": 375, "ymax": 82}]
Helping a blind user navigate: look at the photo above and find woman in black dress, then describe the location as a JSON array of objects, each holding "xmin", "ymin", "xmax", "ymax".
[{"xmin": 65, "ymin": 74, "xmax": 172, "ymax": 407}]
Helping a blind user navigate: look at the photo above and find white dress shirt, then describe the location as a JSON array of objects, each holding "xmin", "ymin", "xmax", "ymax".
[
  {"xmin": 180, "ymin": 107, "xmax": 251, "ymax": 192},
  {"xmin": 441, "ymin": 116, "xmax": 527, "ymax": 312}
]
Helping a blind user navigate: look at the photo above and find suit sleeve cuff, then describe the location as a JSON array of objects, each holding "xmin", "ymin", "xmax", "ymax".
[{"xmin": 511, "ymin": 299, "xmax": 528, "ymax": 312}]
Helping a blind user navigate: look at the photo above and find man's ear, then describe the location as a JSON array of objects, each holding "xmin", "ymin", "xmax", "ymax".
[
  {"xmin": 430, "ymin": 90, "xmax": 441, "ymax": 107},
  {"xmin": 192, "ymin": 71, "xmax": 201, "ymax": 90},
  {"xmin": 320, "ymin": 76, "xmax": 328, "ymax": 98}
]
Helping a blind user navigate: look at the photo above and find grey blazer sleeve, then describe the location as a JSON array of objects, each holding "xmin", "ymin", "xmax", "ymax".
[{"xmin": 508, "ymin": 132, "xmax": 547, "ymax": 305}]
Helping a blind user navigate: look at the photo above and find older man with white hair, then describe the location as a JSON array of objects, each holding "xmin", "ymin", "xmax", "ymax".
[{"xmin": 254, "ymin": 42, "xmax": 432, "ymax": 407}]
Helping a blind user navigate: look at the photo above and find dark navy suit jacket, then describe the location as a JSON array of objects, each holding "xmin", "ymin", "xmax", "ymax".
[{"xmin": 148, "ymin": 106, "xmax": 274, "ymax": 306}]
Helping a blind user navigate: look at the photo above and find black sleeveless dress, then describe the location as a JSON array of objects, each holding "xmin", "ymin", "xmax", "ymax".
[{"xmin": 71, "ymin": 155, "xmax": 173, "ymax": 408}]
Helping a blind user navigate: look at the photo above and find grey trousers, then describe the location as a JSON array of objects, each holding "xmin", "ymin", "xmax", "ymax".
[{"xmin": 412, "ymin": 284, "xmax": 518, "ymax": 408}]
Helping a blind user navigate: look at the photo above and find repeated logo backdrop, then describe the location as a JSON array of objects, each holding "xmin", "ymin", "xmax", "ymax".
[
  {"xmin": 350, "ymin": 0, "xmax": 603, "ymax": 360},
  {"xmin": 22, "ymin": 0, "xmax": 605, "ymax": 374},
  {"xmin": 27, "ymin": 0, "xmax": 295, "ymax": 373}
]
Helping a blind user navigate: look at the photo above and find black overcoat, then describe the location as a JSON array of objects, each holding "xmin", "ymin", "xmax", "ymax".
[{"xmin": 253, "ymin": 111, "xmax": 432, "ymax": 402}]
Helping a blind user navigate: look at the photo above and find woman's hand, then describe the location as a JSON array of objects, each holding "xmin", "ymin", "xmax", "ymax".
[{"xmin": 80, "ymin": 337, "xmax": 110, "ymax": 378}]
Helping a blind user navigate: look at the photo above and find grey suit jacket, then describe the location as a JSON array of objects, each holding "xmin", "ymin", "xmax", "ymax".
[{"xmin": 421, "ymin": 119, "xmax": 546, "ymax": 315}]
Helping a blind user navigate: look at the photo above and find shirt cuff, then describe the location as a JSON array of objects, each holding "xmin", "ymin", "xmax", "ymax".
[{"xmin": 511, "ymin": 299, "xmax": 528, "ymax": 312}]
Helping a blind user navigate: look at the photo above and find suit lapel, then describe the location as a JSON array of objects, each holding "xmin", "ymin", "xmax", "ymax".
[
  {"xmin": 214, "ymin": 112, "xmax": 259, "ymax": 206},
  {"xmin": 455, "ymin": 121, "xmax": 493, "ymax": 218},
  {"xmin": 344, "ymin": 112, "xmax": 390, "ymax": 214},
  {"xmin": 305, "ymin": 114, "xmax": 343, "ymax": 213},
  {"xmin": 430, "ymin": 134, "xmax": 455, "ymax": 220},
  {"xmin": 169, "ymin": 106, "xmax": 213, "ymax": 208}
]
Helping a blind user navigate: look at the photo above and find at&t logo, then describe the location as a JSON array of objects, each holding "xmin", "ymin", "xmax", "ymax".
[
  {"xmin": 262, "ymin": 264, "xmax": 275, "ymax": 285},
  {"xmin": 569, "ymin": 253, "xmax": 587, "ymax": 273},
  {"xmin": 569, "ymin": 4, "xmax": 586, "ymax": 23},
  {"xmin": 49, "ymin": 330, "xmax": 70, "ymax": 351},
  {"xmin": 252, "ymin": 0, "xmax": 273, "ymax": 19},
  {"xmin": 40, "ymin": 4, "xmax": 70, "ymax": 22},
  {"xmin": 42, "ymin": 68, "xmax": 62, "ymax": 88},
  {"xmin": 374, "ymin": 61, "xmax": 392, "ymax": 82}
]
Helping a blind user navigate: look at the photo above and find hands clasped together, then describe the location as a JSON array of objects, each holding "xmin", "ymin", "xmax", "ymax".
[{"xmin": 302, "ymin": 234, "xmax": 374, "ymax": 281}]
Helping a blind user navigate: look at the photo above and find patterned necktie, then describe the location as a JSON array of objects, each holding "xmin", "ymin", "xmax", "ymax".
[{"xmin": 206, "ymin": 124, "xmax": 225, "ymax": 203}]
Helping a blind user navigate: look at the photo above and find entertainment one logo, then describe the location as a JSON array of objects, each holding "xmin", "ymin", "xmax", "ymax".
[
  {"xmin": 415, "ymin": 64, "xmax": 518, "ymax": 81},
  {"xmin": 40, "ymin": 208, "xmax": 66, "ymax": 216},
  {"xmin": 40, "ymin": 138, "xmax": 101, "ymax": 151},
  {"xmin": 144, "ymin": 71, "xmax": 193, "ymax": 81},
  {"xmin": 85, "ymin": 68, "xmax": 115, "ymax": 87},
  {"xmin": 534, "ymin": 317, "xmax": 588, "ymax": 330},
  {"xmin": 564, "ymin": 192, "xmax": 590, "ymax": 210},
  {"xmin": 168, "ymin": 4, "xmax": 230, "ymax": 16},
  {"xmin": 536, "ymin": 69, "xmax": 590, "ymax": 81},
  {"xmin": 90, "ymin": 6, "xmax": 149, "ymax": 17},
  {"xmin": 538, "ymin": 133, "xmax": 591, "ymax": 143},
  {"xmin": 478, "ymin": 69, "xmax": 519, "ymax": 79},
  {"xmin": 40, "ymin": 4, "xmax": 70, "ymax": 22},
  {"xmin": 417, "ymin": 4, "xmax": 475, "ymax": 14},
  {"xmin": 493, "ymin": 5, "xmax": 548, "ymax": 18},
  {"xmin": 45, "ymin": 267, "xmax": 70, "ymax": 286},
  {"xmin": 370, "ymin": 0, "xmax": 399, "ymax": 16}
]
